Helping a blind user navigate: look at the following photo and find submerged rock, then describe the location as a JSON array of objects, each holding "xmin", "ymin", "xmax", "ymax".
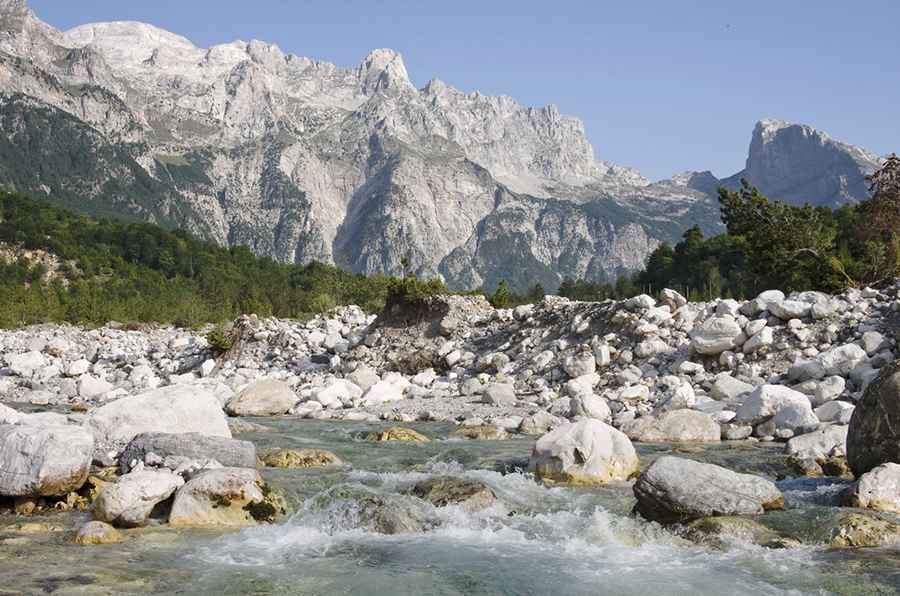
[
  {"xmin": 847, "ymin": 361, "xmax": 900, "ymax": 477},
  {"xmin": 366, "ymin": 427, "xmax": 430, "ymax": 442},
  {"xmin": 409, "ymin": 476, "xmax": 497, "ymax": 511},
  {"xmin": 528, "ymin": 419, "xmax": 640, "ymax": 485},
  {"xmin": 168, "ymin": 467, "xmax": 284, "ymax": 527},
  {"xmin": 633, "ymin": 456, "xmax": 784, "ymax": 524},
  {"xmin": 310, "ymin": 484, "xmax": 436, "ymax": 535},
  {"xmin": 259, "ymin": 448, "xmax": 342, "ymax": 468},
  {"xmin": 622, "ymin": 410, "xmax": 720, "ymax": 443},
  {"xmin": 684, "ymin": 516, "xmax": 799, "ymax": 549},
  {"xmin": 225, "ymin": 379, "xmax": 298, "ymax": 416},
  {"xmin": 0, "ymin": 424, "xmax": 93, "ymax": 497},
  {"xmin": 72, "ymin": 521, "xmax": 122, "ymax": 545},
  {"xmin": 450, "ymin": 425, "xmax": 509, "ymax": 440},
  {"xmin": 93, "ymin": 470, "xmax": 184, "ymax": 527},
  {"xmin": 828, "ymin": 512, "xmax": 900, "ymax": 548}
]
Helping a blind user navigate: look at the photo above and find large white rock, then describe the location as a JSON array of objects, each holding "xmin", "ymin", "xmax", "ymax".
[
  {"xmin": 0, "ymin": 424, "xmax": 94, "ymax": 496},
  {"xmin": 6, "ymin": 351, "xmax": 45, "ymax": 377},
  {"xmin": 528, "ymin": 419, "xmax": 639, "ymax": 485},
  {"xmin": 569, "ymin": 392, "xmax": 612, "ymax": 422},
  {"xmin": 85, "ymin": 385, "xmax": 231, "ymax": 450},
  {"xmin": 168, "ymin": 467, "xmax": 275, "ymax": 527},
  {"xmin": 563, "ymin": 349, "xmax": 596, "ymax": 378},
  {"xmin": 742, "ymin": 327, "xmax": 774, "ymax": 354},
  {"xmin": 814, "ymin": 401, "xmax": 855, "ymax": 424},
  {"xmin": 735, "ymin": 384, "xmax": 816, "ymax": 430},
  {"xmin": 768, "ymin": 299, "xmax": 811, "ymax": 320},
  {"xmin": 817, "ymin": 344, "xmax": 868, "ymax": 377},
  {"xmin": 314, "ymin": 380, "xmax": 362, "ymax": 409},
  {"xmin": 78, "ymin": 374, "xmax": 114, "ymax": 399},
  {"xmin": 785, "ymin": 424, "xmax": 848, "ymax": 460},
  {"xmin": 226, "ymin": 379, "xmax": 298, "ymax": 416},
  {"xmin": 710, "ymin": 374, "xmax": 754, "ymax": 401},
  {"xmin": 362, "ymin": 380, "xmax": 406, "ymax": 406},
  {"xmin": 93, "ymin": 470, "xmax": 184, "ymax": 527},
  {"xmin": 845, "ymin": 463, "xmax": 900, "ymax": 513},
  {"xmin": 691, "ymin": 316, "xmax": 743, "ymax": 355},
  {"xmin": 622, "ymin": 409, "xmax": 720, "ymax": 443}
]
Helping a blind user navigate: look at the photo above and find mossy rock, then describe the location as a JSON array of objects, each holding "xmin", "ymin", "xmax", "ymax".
[
  {"xmin": 259, "ymin": 448, "xmax": 342, "ymax": 469},
  {"xmin": 409, "ymin": 476, "xmax": 497, "ymax": 512},
  {"xmin": 72, "ymin": 521, "xmax": 122, "ymax": 546},
  {"xmin": 684, "ymin": 516, "xmax": 801, "ymax": 549},
  {"xmin": 829, "ymin": 512, "xmax": 900, "ymax": 548},
  {"xmin": 366, "ymin": 427, "xmax": 430, "ymax": 442},
  {"xmin": 450, "ymin": 426, "xmax": 509, "ymax": 441}
]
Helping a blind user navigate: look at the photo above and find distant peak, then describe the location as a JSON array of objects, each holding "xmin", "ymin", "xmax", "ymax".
[
  {"xmin": 358, "ymin": 48, "xmax": 412, "ymax": 94},
  {"xmin": 64, "ymin": 21, "xmax": 197, "ymax": 51}
]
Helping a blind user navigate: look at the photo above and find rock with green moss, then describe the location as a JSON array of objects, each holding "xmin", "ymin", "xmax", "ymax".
[
  {"xmin": 168, "ymin": 467, "xmax": 285, "ymax": 528},
  {"xmin": 684, "ymin": 516, "xmax": 800, "ymax": 549},
  {"xmin": 451, "ymin": 426, "xmax": 509, "ymax": 441},
  {"xmin": 828, "ymin": 512, "xmax": 900, "ymax": 548},
  {"xmin": 409, "ymin": 476, "xmax": 497, "ymax": 511},
  {"xmin": 259, "ymin": 448, "xmax": 342, "ymax": 469},
  {"xmin": 72, "ymin": 521, "xmax": 122, "ymax": 545},
  {"xmin": 366, "ymin": 427, "xmax": 430, "ymax": 442},
  {"xmin": 309, "ymin": 484, "xmax": 436, "ymax": 535}
]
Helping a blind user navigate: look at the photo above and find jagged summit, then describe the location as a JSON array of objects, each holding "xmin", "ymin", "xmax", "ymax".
[
  {"xmin": 65, "ymin": 21, "xmax": 198, "ymax": 52},
  {"xmin": 357, "ymin": 48, "xmax": 413, "ymax": 94}
]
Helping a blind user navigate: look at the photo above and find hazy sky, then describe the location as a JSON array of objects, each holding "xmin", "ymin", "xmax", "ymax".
[{"xmin": 28, "ymin": 0, "xmax": 900, "ymax": 181}]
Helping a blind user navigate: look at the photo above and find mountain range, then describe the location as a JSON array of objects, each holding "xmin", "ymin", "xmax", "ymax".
[{"xmin": 0, "ymin": 0, "xmax": 885, "ymax": 291}]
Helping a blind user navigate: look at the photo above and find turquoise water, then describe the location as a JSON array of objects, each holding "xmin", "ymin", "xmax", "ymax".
[{"xmin": 1, "ymin": 419, "xmax": 899, "ymax": 595}]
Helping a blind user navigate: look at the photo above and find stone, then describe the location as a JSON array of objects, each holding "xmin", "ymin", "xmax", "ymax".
[
  {"xmin": 259, "ymin": 448, "xmax": 342, "ymax": 468},
  {"xmin": 85, "ymin": 385, "xmax": 231, "ymax": 450},
  {"xmin": 691, "ymin": 316, "xmax": 743, "ymax": 355},
  {"xmin": 861, "ymin": 331, "xmax": 888, "ymax": 356},
  {"xmin": 518, "ymin": 411, "xmax": 562, "ymax": 435},
  {"xmin": 226, "ymin": 379, "xmax": 298, "ymax": 416},
  {"xmin": 742, "ymin": 327, "xmax": 774, "ymax": 354},
  {"xmin": 72, "ymin": 521, "xmax": 122, "ymax": 545},
  {"xmin": 77, "ymin": 375, "xmax": 113, "ymax": 399},
  {"xmin": 92, "ymin": 469, "xmax": 184, "ymax": 527},
  {"xmin": 734, "ymin": 384, "xmax": 815, "ymax": 430},
  {"xmin": 168, "ymin": 467, "xmax": 283, "ymax": 527},
  {"xmin": 6, "ymin": 351, "xmax": 45, "ymax": 377},
  {"xmin": 451, "ymin": 425, "xmax": 509, "ymax": 440},
  {"xmin": 843, "ymin": 463, "xmax": 900, "ymax": 513},
  {"xmin": 347, "ymin": 366, "xmax": 380, "ymax": 392},
  {"xmin": 659, "ymin": 288, "xmax": 687, "ymax": 310},
  {"xmin": 0, "ymin": 424, "xmax": 93, "ymax": 497},
  {"xmin": 409, "ymin": 476, "xmax": 497, "ymax": 511},
  {"xmin": 710, "ymin": 374, "xmax": 754, "ymax": 401},
  {"xmin": 768, "ymin": 299, "xmax": 811, "ymax": 320},
  {"xmin": 482, "ymin": 383, "xmax": 516, "ymax": 406},
  {"xmin": 814, "ymin": 401, "xmax": 854, "ymax": 424},
  {"xmin": 310, "ymin": 484, "xmax": 434, "ymax": 535},
  {"xmin": 528, "ymin": 419, "xmax": 640, "ymax": 485},
  {"xmin": 828, "ymin": 512, "xmax": 900, "ymax": 548},
  {"xmin": 118, "ymin": 432, "xmax": 257, "ymax": 474},
  {"xmin": 366, "ymin": 427, "xmax": 429, "ymax": 442},
  {"xmin": 622, "ymin": 410, "xmax": 720, "ymax": 443},
  {"xmin": 847, "ymin": 360, "xmax": 900, "ymax": 477},
  {"xmin": 361, "ymin": 380, "xmax": 406, "ymax": 406},
  {"xmin": 563, "ymin": 349, "xmax": 596, "ymax": 378},
  {"xmin": 817, "ymin": 344, "xmax": 868, "ymax": 377},
  {"xmin": 569, "ymin": 392, "xmax": 612, "ymax": 421},
  {"xmin": 314, "ymin": 380, "xmax": 362, "ymax": 409},
  {"xmin": 684, "ymin": 516, "xmax": 798, "ymax": 550},
  {"xmin": 784, "ymin": 424, "xmax": 847, "ymax": 460},
  {"xmin": 633, "ymin": 456, "xmax": 784, "ymax": 524}
]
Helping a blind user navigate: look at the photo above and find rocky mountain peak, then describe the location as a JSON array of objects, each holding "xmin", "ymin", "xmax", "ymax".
[
  {"xmin": 740, "ymin": 118, "xmax": 881, "ymax": 207},
  {"xmin": 358, "ymin": 48, "xmax": 413, "ymax": 94}
]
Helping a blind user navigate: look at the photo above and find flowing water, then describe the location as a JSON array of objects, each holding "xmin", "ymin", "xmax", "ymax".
[{"xmin": 1, "ymin": 419, "xmax": 899, "ymax": 595}]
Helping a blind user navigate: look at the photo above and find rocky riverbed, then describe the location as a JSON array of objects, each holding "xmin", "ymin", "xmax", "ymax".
[{"xmin": 2, "ymin": 286, "xmax": 900, "ymax": 593}]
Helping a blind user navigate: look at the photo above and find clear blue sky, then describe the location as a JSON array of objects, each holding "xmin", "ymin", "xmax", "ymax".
[{"xmin": 28, "ymin": 0, "xmax": 900, "ymax": 181}]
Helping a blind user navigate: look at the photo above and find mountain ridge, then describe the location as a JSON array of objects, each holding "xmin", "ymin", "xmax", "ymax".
[{"xmin": 0, "ymin": 0, "xmax": 883, "ymax": 291}]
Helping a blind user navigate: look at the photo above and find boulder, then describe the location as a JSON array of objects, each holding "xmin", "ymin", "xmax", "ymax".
[
  {"xmin": 6, "ymin": 351, "xmax": 45, "ymax": 377},
  {"xmin": 451, "ymin": 425, "xmax": 509, "ymax": 440},
  {"xmin": 734, "ymin": 384, "xmax": 817, "ymax": 431},
  {"xmin": 622, "ymin": 410, "xmax": 720, "ymax": 443},
  {"xmin": 93, "ymin": 470, "xmax": 184, "ymax": 527},
  {"xmin": 710, "ymin": 374, "xmax": 754, "ymax": 401},
  {"xmin": 77, "ymin": 375, "xmax": 113, "ymax": 399},
  {"xmin": 528, "ymin": 419, "xmax": 640, "ymax": 485},
  {"xmin": 259, "ymin": 448, "xmax": 342, "ymax": 468},
  {"xmin": 0, "ymin": 424, "xmax": 93, "ymax": 497},
  {"xmin": 409, "ymin": 476, "xmax": 497, "ymax": 512},
  {"xmin": 818, "ymin": 344, "xmax": 868, "ymax": 377},
  {"xmin": 742, "ymin": 327, "xmax": 774, "ymax": 354},
  {"xmin": 226, "ymin": 379, "xmax": 298, "ymax": 416},
  {"xmin": 518, "ymin": 411, "xmax": 563, "ymax": 435},
  {"xmin": 361, "ymin": 380, "xmax": 406, "ymax": 406},
  {"xmin": 314, "ymin": 380, "xmax": 362, "ymax": 409},
  {"xmin": 814, "ymin": 401, "xmax": 854, "ymax": 424},
  {"xmin": 829, "ymin": 512, "xmax": 900, "ymax": 548},
  {"xmin": 843, "ymin": 463, "xmax": 900, "ymax": 513},
  {"xmin": 569, "ymin": 392, "xmax": 612, "ymax": 421},
  {"xmin": 118, "ymin": 432, "xmax": 257, "ymax": 474},
  {"xmin": 482, "ymin": 383, "xmax": 517, "ymax": 406},
  {"xmin": 85, "ymin": 385, "xmax": 231, "ymax": 451},
  {"xmin": 768, "ymin": 299, "xmax": 811, "ymax": 320},
  {"xmin": 684, "ymin": 516, "xmax": 798, "ymax": 550},
  {"xmin": 366, "ymin": 427, "xmax": 429, "ymax": 442},
  {"xmin": 309, "ymin": 484, "xmax": 434, "ymax": 535},
  {"xmin": 785, "ymin": 424, "xmax": 847, "ymax": 460},
  {"xmin": 633, "ymin": 456, "xmax": 784, "ymax": 524},
  {"xmin": 562, "ymin": 349, "xmax": 596, "ymax": 378},
  {"xmin": 691, "ymin": 316, "xmax": 743, "ymax": 355},
  {"xmin": 72, "ymin": 521, "xmax": 122, "ymax": 545},
  {"xmin": 168, "ymin": 467, "xmax": 283, "ymax": 527},
  {"xmin": 847, "ymin": 361, "xmax": 900, "ymax": 477}
]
